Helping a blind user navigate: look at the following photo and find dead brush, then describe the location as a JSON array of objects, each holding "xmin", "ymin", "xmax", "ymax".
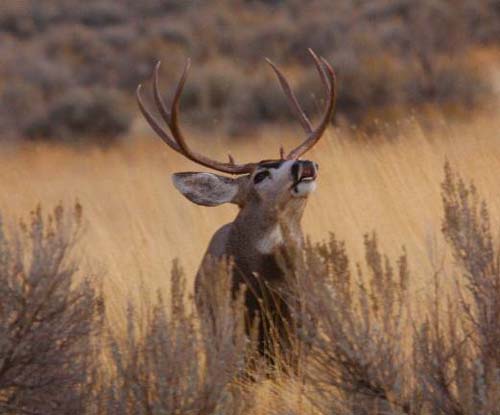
[
  {"xmin": 412, "ymin": 162, "xmax": 500, "ymax": 415},
  {"xmin": 278, "ymin": 163, "xmax": 500, "ymax": 415},
  {"xmin": 284, "ymin": 234, "xmax": 413, "ymax": 415},
  {"xmin": 99, "ymin": 259, "xmax": 254, "ymax": 415},
  {"xmin": 0, "ymin": 203, "xmax": 103, "ymax": 415},
  {"xmin": 1, "ymin": 164, "xmax": 499, "ymax": 415}
]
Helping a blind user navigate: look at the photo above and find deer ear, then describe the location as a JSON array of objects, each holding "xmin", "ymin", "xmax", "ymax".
[{"xmin": 172, "ymin": 172, "xmax": 243, "ymax": 206}]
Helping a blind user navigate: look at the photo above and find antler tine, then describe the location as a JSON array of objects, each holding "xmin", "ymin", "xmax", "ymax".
[
  {"xmin": 266, "ymin": 58, "xmax": 313, "ymax": 135},
  {"xmin": 153, "ymin": 61, "xmax": 173, "ymax": 127},
  {"xmin": 136, "ymin": 84, "xmax": 182, "ymax": 152},
  {"xmin": 166, "ymin": 58, "xmax": 192, "ymax": 156},
  {"xmin": 286, "ymin": 52, "xmax": 337, "ymax": 160},
  {"xmin": 279, "ymin": 145, "xmax": 285, "ymax": 160},
  {"xmin": 308, "ymin": 48, "xmax": 330, "ymax": 94},
  {"xmin": 140, "ymin": 59, "xmax": 256, "ymax": 175}
]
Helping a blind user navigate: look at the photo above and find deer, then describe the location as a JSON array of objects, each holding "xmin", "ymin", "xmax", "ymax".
[{"xmin": 136, "ymin": 49, "xmax": 336, "ymax": 362}]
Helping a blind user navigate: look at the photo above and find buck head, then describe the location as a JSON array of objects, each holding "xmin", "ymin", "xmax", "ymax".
[
  {"xmin": 137, "ymin": 48, "xmax": 335, "ymax": 221},
  {"xmin": 171, "ymin": 159, "xmax": 318, "ymax": 213}
]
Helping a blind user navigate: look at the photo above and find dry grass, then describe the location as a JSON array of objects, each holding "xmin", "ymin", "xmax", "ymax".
[
  {"xmin": 1, "ymin": 110, "xmax": 500, "ymax": 318},
  {"xmin": 1, "ymin": 108, "xmax": 500, "ymax": 414}
]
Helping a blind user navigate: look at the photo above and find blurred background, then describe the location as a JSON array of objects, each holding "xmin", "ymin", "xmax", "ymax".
[{"xmin": 1, "ymin": 0, "xmax": 499, "ymax": 145}]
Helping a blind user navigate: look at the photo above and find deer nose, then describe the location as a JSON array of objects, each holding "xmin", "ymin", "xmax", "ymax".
[{"xmin": 291, "ymin": 160, "xmax": 318, "ymax": 181}]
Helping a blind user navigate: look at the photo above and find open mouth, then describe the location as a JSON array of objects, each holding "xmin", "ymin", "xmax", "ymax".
[
  {"xmin": 291, "ymin": 164, "xmax": 317, "ymax": 191},
  {"xmin": 295, "ymin": 175, "xmax": 315, "ymax": 185}
]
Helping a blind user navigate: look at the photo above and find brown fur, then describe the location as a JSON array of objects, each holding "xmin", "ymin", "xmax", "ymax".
[{"xmin": 191, "ymin": 162, "xmax": 312, "ymax": 360}]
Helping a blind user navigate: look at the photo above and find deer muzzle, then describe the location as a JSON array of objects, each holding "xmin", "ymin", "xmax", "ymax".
[
  {"xmin": 292, "ymin": 160, "xmax": 318, "ymax": 183},
  {"xmin": 290, "ymin": 160, "xmax": 318, "ymax": 195}
]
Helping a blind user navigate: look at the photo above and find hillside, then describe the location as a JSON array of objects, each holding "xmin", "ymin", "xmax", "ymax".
[{"xmin": 1, "ymin": 0, "xmax": 499, "ymax": 143}]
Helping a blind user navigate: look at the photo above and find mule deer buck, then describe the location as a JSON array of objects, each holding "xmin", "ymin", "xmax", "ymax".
[{"xmin": 137, "ymin": 49, "xmax": 336, "ymax": 361}]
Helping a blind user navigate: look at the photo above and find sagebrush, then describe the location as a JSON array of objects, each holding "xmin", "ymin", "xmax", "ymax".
[
  {"xmin": 0, "ymin": 163, "xmax": 499, "ymax": 414},
  {"xmin": 1, "ymin": 0, "xmax": 497, "ymax": 142}
]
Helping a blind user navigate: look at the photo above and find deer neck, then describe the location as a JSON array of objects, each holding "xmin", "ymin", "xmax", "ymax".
[{"xmin": 230, "ymin": 198, "xmax": 307, "ymax": 256}]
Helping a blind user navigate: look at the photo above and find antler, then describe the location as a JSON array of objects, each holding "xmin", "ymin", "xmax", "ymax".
[
  {"xmin": 266, "ymin": 48, "xmax": 336, "ymax": 160},
  {"xmin": 136, "ymin": 60, "xmax": 257, "ymax": 175},
  {"xmin": 137, "ymin": 50, "xmax": 336, "ymax": 171}
]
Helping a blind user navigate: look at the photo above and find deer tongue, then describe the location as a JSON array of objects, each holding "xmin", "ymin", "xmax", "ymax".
[{"xmin": 300, "ymin": 164, "xmax": 316, "ymax": 180}]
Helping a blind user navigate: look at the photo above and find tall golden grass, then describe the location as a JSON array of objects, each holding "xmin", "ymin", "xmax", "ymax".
[{"xmin": 1, "ymin": 111, "xmax": 499, "ymax": 318}]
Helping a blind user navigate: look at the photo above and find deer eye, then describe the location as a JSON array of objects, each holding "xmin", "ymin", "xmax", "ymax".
[{"xmin": 253, "ymin": 170, "xmax": 270, "ymax": 184}]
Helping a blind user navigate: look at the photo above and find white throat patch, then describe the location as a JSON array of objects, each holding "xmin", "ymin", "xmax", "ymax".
[{"xmin": 256, "ymin": 225, "xmax": 284, "ymax": 254}]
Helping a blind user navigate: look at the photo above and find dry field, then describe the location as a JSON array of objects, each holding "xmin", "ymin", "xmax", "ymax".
[
  {"xmin": 2, "ymin": 8, "xmax": 499, "ymax": 409},
  {"xmin": 1, "ymin": 99, "xmax": 500, "ymax": 414},
  {"xmin": 1, "ymin": 108, "xmax": 499, "ymax": 319}
]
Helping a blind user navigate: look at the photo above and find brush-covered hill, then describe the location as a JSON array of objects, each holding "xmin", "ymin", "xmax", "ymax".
[{"xmin": 1, "ymin": 0, "xmax": 499, "ymax": 144}]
